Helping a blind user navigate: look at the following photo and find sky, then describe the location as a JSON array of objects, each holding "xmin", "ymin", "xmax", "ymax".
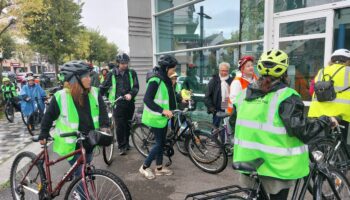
[{"xmin": 80, "ymin": 0, "xmax": 129, "ymax": 52}]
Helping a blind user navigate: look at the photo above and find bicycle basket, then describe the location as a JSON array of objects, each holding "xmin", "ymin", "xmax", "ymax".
[
  {"xmin": 87, "ymin": 130, "xmax": 113, "ymax": 147},
  {"xmin": 185, "ymin": 185, "xmax": 251, "ymax": 200}
]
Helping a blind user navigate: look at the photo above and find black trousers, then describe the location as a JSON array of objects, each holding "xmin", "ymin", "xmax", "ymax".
[{"xmin": 113, "ymin": 101, "xmax": 135, "ymax": 149}]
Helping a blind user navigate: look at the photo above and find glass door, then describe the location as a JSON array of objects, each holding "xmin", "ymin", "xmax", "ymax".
[{"xmin": 274, "ymin": 10, "xmax": 334, "ymax": 101}]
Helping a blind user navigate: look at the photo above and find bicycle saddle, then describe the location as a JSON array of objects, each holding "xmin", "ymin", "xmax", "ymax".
[
  {"xmin": 216, "ymin": 112, "xmax": 230, "ymax": 118},
  {"xmin": 232, "ymin": 158, "xmax": 264, "ymax": 173}
]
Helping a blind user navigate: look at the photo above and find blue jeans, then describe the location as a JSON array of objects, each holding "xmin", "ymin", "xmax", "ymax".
[
  {"xmin": 68, "ymin": 153, "xmax": 93, "ymax": 177},
  {"xmin": 213, "ymin": 114, "xmax": 225, "ymax": 143},
  {"xmin": 144, "ymin": 126, "xmax": 167, "ymax": 167}
]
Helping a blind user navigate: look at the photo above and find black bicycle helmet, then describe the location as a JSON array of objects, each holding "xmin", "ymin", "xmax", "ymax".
[
  {"xmin": 60, "ymin": 60, "xmax": 91, "ymax": 82},
  {"xmin": 158, "ymin": 55, "xmax": 178, "ymax": 71},
  {"xmin": 116, "ymin": 53, "xmax": 130, "ymax": 64}
]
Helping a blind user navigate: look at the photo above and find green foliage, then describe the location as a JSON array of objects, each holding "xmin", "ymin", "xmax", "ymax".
[
  {"xmin": 23, "ymin": 0, "xmax": 83, "ymax": 74},
  {"xmin": 0, "ymin": 33, "xmax": 15, "ymax": 60}
]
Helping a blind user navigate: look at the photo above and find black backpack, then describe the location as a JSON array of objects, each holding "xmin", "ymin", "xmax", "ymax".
[{"xmin": 314, "ymin": 66, "xmax": 349, "ymax": 102}]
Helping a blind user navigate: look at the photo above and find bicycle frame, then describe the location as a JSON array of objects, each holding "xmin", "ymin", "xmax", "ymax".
[{"xmin": 19, "ymin": 142, "xmax": 91, "ymax": 199}]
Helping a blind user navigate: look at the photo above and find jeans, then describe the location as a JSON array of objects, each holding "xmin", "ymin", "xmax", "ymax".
[
  {"xmin": 213, "ymin": 114, "xmax": 225, "ymax": 143},
  {"xmin": 144, "ymin": 126, "xmax": 167, "ymax": 167},
  {"xmin": 68, "ymin": 153, "xmax": 93, "ymax": 177}
]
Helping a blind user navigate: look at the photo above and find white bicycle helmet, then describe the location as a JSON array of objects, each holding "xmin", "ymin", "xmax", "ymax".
[{"xmin": 331, "ymin": 49, "xmax": 350, "ymax": 63}]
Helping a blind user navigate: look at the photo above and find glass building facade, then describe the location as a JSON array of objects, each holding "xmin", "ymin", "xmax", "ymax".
[{"xmin": 127, "ymin": 0, "xmax": 350, "ymax": 117}]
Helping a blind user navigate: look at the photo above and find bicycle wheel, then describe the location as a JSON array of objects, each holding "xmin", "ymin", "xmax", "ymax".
[
  {"xmin": 10, "ymin": 151, "xmax": 45, "ymax": 200},
  {"xmin": 65, "ymin": 169, "xmax": 132, "ymax": 200},
  {"xmin": 5, "ymin": 102, "xmax": 15, "ymax": 123},
  {"xmin": 103, "ymin": 123, "xmax": 116, "ymax": 165},
  {"xmin": 26, "ymin": 111, "xmax": 40, "ymax": 136},
  {"xmin": 131, "ymin": 124, "xmax": 154, "ymax": 157},
  {"xmin": 186, "ymin": 130, "xmax": 228, "ymax": 174},
  {"xmin": 318, "ymin": 167, "xmax": 350, "ymax": 199},
  {"xmin": 21, "ymin": 111, "xmax": 28, "ymax": 126}
]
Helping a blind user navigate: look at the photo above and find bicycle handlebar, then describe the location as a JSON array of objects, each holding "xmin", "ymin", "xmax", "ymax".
[{"xmin": 60, "ymin": 132, "xmax": 78, "ymax": 138}]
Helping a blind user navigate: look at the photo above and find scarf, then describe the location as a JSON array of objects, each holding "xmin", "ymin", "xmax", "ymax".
[{"xmin": 219, "ymin": 75, "xmax": 229, "ymax": 102}]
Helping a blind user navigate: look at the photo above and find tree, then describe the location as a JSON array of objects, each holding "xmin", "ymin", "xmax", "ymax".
[
  {"xmin": 23, "ymin": 0, "xmax": 83, "ymax": 75},
  {"xmin": 17, "ymin": 43, "xmax": 34, "ymax": 68}
]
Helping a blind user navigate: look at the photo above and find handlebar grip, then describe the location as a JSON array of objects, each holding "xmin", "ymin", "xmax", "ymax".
[{"xmin": 60, "ymin": 132, "xmax": 78, "ymax": 137}]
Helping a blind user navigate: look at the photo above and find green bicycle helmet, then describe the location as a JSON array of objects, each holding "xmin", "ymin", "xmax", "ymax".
[
  {"xmin": 257, "ymin": 50, "xmax": 289, "ymax": 78},
  {"xmin": 2, "ymin": 77, "xmax": 10, "ymax": 83}
]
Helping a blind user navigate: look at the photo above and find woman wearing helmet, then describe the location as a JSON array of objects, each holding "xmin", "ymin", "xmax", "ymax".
[
  {"xmin": 38, "ymin": 61, "xmax": 109, "ymax": 176},
  {"xmin": 228, "ymin": 56, "xmax": 258, "ymax": 115},
  {"xmin": 140, "ymin": 55, "xmax": 178, "ymax": 180},
  {"xmin": 232, "ymin": 50, "xmax": 338, "ymax": 200},
  {"xmin": 309, "ymin": 49, "xmax": 350, "ymax": 146}
]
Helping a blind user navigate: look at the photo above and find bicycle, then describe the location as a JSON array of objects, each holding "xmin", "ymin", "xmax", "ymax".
[
  {"xmin": 102, "ymin": 96, "xmax": 124, "ymax": 165},
  {"xmin": 132, "ymin": 107, "xmax": 228, "ymax": 174},
  {"xmin": 26, "ymin": 97, "xmax": 46, "ymax": 136},
  {"xmin": 211, "ymin": 111, "xmax": 234, "ymax": 156},
  {"xmin": 185, "ymin": 126, "xmax": 350, "ymax": 199},
  {"xmin": 10, "ymin": 131, "xmax": 132, "ymax": 200},
  {"xmin": 3, "ymin": 91, "xmax": 15, "ymax": 123}
]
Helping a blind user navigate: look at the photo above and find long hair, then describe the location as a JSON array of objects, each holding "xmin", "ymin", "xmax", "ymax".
[
  {"xmin": 258, "ymin": 73, "xmax": 289, "ymax": 93},
  {"xmin": 63, "ymin": 81, "xmax": 90, "ymax": 106}
]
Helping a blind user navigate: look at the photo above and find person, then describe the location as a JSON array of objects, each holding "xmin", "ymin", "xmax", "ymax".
[
  {"xmin": 99, "ymin": 67, "xmax": 109, "ymax": 84},
  {"xmin": 228, "ymin": 56, "xmax": 258, "ymax": 115},
  {"xmin": 204, "ymin": 62, "xmax": 233, "ymax": 142},
  {"xmin": 20, "ymin": 76, "xmax": 47, "ymax": 130},
  {"xmin": 21, "ymin": 71, "xmax": 34, "ymax": 86},
  {"xmin": 38, "ymin": 60, "xmax": 109, "ymax": 178},
  {"xmin": 308, "ymin": 48, "xmax": 350, "ymax": 150},
  {"xmin": 89, "ymin": 64, "xmax": 100, "ymax": 87},
  {"xmin": 170, "ymin": 72, "xmax": 181, "ymax": 94},
  {"xmin": 100, "ymin": 53, "xmax": 139, "ymax": 155},
  {"xmin": 182, "ymin": 64, "xmax": 199, "ymax": 91},
  {"xmin": 1, "ymin": 77, "xmax": 21, "ymax": 111},
  {"xmin": 232, "ymin": 49, "xmax": 338, "ymax": 200},
  {"xmin": 108, "ymin": 62, "xmax": 116, "ymax": 71},
  {"xmin": 139, "ymin": 55, "xmax": 178, "ymax": 180}
]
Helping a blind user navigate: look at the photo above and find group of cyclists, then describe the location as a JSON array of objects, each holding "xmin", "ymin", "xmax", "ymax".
[{"xmin": 1, "ymin": 47, "xmax": 350, "ymax": 199}]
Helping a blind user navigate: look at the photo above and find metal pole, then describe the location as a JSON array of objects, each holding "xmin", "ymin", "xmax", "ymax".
[{"xmin": 199, "ymin": 6, "xmax": 204, "ymax": 84}]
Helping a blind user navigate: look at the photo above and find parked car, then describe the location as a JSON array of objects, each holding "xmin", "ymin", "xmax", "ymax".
[{"xmin": 16, "ymin": 72, "xmax": 26, "ymax": 84}]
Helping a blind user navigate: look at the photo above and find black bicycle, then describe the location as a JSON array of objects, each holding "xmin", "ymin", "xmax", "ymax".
[
  {"xmin": 102, "ymin": 96, "xmax": 124, "ymax": 165},
  {"xmin": 185, "ymin": 126, "xmax": 350, "ymax": 199},
  {"xmin": 26, "ymin": 97, "xmax": 46, "ymax": 136},
  {"xmin": 4, "ymin": 91, "xmax": 16, "ymax": 123},
  {"xmin": 132, "ymin": 106, "xmax": 228, "ymax": 174}
]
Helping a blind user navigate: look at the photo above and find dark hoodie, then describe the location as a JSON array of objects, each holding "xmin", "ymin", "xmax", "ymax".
[
  {"xmin": 143, "ymin": 68, "xmax": 176, "ymax": 113},
  {"xmin": 232, "ymin": 80, "xmax": 332, "ymax": 144}
]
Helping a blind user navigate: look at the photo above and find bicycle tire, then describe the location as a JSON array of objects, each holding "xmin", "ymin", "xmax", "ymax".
[
  {"xmin": 103, "ymin": 121, "xmax": 116, "ymax": 165},
  {"xmin": 186, "ymin": 130, "xmax": 228, "ymax": 174},
  {"xmin": 10, "ymin": 151, "xmax": 45, "ymax": 200},
  {"xmin": 318, "ymin": 167, "xmax": 350, "ymax": 199},
  {"xmin": 5, "ymin": 102, "xmax": 14, "ymax": 123},
  {"xmin": 26, "ymin": 111, "xmax": 41, "ymax": 136},
  {"xmin": 309, "ymin": 138, "xmax": 348, "ymax": 172},
  {"xmin": 131, "ymin": 124, "xmax": 154, "ymax": 157},
  {"xmin": 65, "ymin": 169, "xmax": 132, "ymax": 200},
  {"xmin": 21, "ymin": 111, "xmax": 28, "ymax": 126}
]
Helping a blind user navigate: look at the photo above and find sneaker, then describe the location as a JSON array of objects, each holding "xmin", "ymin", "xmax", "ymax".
[
  {"xmin": 126, "ymin": 144, "xmax": 132, "ymax": 151},
  {"xmin": 139, "ymin": 165, "xmax": 155, "ymax": 180},
  {"xmin": 155, "ymin": 166, "xmax": 173, "ymax": 176},
  {"xmin": 119, "ymin": 148, "xmax": 126, "ymax": 155}
]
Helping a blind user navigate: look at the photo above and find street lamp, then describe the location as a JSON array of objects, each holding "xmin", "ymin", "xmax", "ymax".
[{"xmin": 197, "ymin": 6, "xmax": 211, "ymax": 84}]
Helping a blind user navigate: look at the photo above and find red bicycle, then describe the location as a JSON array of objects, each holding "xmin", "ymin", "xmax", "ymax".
[{"xmin": 10, "ymin": 131, "xmax": 132, "ymax": 200}]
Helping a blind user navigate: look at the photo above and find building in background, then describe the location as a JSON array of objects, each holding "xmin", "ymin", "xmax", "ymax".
[{"xmin": 128, "ymin": 0, "xmax": 350, "ymax": 110}]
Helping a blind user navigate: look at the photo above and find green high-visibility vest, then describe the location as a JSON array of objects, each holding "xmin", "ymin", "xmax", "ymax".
[
  {"xmin": 99, "ymin": 75, "xmax": 105, "ymax": 84},
  {"xmin": 1, "ymin": 84, "xmax": 17, "ymax": 99},
  {"xmin": 53, "ymin": 87, "xmax": 100, "ymax": 160},
  {"xmin": 233, "ymin": 87, "xmax": 309, "ymax": 180},
  {"xmin": 108, "ymin": 70, "xmax": 134, "ymax": 104},
  {"xmin": 142, "ymin": 77, "xmax": 169, "ymax": 128}
]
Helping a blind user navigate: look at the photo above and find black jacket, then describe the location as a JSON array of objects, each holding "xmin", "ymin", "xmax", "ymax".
[
  {"xmin": 143, "ymin": 68, "xmax": 176, "ymax": 113},
  {"xmin": 204, "ymin": 75, "xmax": 233, "ymax": 113},
  {"xmin": 100, "ymin": 67, "xmax": 139, "ymax": 100},
  {"xmin": 231, "ymin": 81, "xmax": 332, "ymax": 144}
]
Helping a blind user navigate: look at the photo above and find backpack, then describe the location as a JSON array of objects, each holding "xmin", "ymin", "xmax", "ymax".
[{"xmin": 314, "ymin": 66, "xmax": 349, "ymax": 102}]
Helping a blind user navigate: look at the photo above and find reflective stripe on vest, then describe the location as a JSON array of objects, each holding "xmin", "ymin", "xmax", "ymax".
[
  {"xmin": 234, "ymin": 139, "xmax": 308, "ymax": 156},
  {"xmin": 309, "ymin": 64, "xmax": 350, "ymax": 122},
  {"xmin": 142, "ymin": 77, "xmax": 169, "ymax": 128},
  {"xmin": 108, "ymin": 70, "xmax": 134, "ymax": 104}
]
